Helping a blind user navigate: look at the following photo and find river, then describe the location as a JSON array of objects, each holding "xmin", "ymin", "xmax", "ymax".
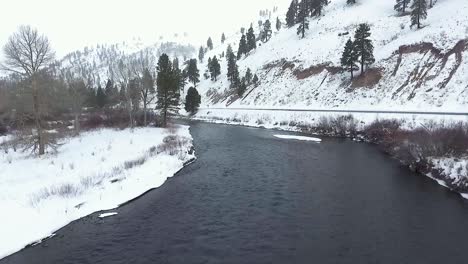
[{"xmin": 3, "ymin": 121, "xmax": 468, "ymax": 264}]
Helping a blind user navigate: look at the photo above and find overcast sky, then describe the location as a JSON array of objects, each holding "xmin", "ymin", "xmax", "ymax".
[{"xmin": 0, "ymin": 0, "xmax": 287, "ymax": 57}]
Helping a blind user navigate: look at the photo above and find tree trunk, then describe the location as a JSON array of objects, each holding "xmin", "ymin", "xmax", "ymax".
[
  {"xmin": 74, "ymin": 112, "xmax": 80, "ymax": 136},
  {"xmin": 32, "ymin": 76, "xmax": 45, "ymax": 155},
  {"xmin": 143, "ymin": 101, "xmax": 147, "ymax": 126},
  {"xmin": 163, "ymin": 107, "xmax": 167, "ymax": 127}
]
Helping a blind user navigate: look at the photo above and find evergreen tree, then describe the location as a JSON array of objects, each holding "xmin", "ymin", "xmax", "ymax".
[
  {"xmin": 172, "ymin": 57, "xmax": 179, "ymax": 71},
  {"xmin": 156, "ymin": 54, "xmax": 180, "ymax": 127},
  {"xmin": 276, "ymin": 17, "xmax": 282, "ymax": 31},
  {"xmin": 209, "ymin": 56, "xmax": 221, "ymax": 81},
  {"xmin": 246, "ymin": 26, "xmax": 257, "ymax": 52},
  {"xmin": 237, "ymin": 34, "xmax": 248, "ymax": 59},
  {"xmin": 410, "ymin": 0, "xmax": 427, "ymax": 29},
  {"xmin": 227, "ymin": 46, "xmax": 237, "ymax": 82},
  {"xmin": 245, "ymin": 68, "xmax": 253, "ymax": 84},
  {"xmin": 297, "ymin": 0, "xmax": 309, "ymax": 39},
  {"xmin": 252, "ymin": 74, "xmax": 259, "ymax": 85},
  {"xmin": 184, "ymin": 87, "xmax": 201, "ymax": 114},
  {"xmin": 96, "ymin": 85, "xmax": 106, "ymax": 108},
  {"xmin": 347, "ymin": 0, "xmax": 356, "ymax": 4},
  {"xmin": 198, "ymin": 46, "xmax": 205, "ymax": 62},
  {"xmin": 261, "ymin": 20, "xmax": 273, "ymax": 42},
  {"xmin": 221, "ymin": 33, "xmax": 226, "ymax": 44},
  {"xmin": 238, "ymin": 77, "xmax": 247, "ymax": 97},
  {"xmin": 186, "ymin": 59, "xmax": 200, "ymax": 86},
  {"xmin": 311, "ymin": 0, "xmax": 329, "ymax": 17},
  {"xmin": 286, "ymin": 0, "xmax": 298, "ymax": 27},
  {"xmin": 394, "ymin": 0, "xmax": 410, "ymax": 14},
  {"xmin": 340, "ymin": 39, "xmax": 358, "ymax": 79},
  {"xmin": 104, "ymin": 79, "xmax": 118, "ymax": 106},
  {"xmin": 353, "ymin": 23, "xmax": 375, "ymax": 74},
  {"xmin": 207, "ymin": 37, "xmax": 214, "ymax": 50}
]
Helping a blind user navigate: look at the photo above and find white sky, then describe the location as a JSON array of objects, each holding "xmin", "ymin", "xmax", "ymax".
[{"xmin": 0, "ymin": 0, "xmax": 288, "ymax": 57}]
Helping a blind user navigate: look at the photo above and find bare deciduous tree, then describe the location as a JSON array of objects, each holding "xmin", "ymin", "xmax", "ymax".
[{"xmin": 2, "ymin": 25, "xmax": 55, "ymax": 155}]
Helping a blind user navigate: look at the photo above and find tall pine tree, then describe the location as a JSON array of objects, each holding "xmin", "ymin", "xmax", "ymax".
[
  {"xmin": 184, "ymin": 87, "xmax": 201, "ymax": 114},
  {"xmin": 96, "ymin": 85, "xmax": 106, "ymax": 108},
  {"xmin": 394, "ymin": 0, "xmax": 410, "ymax": 14},
  {"xmin": 410, "ymin": 0, "xmax": 427, "ymax": 29},
  {"xmin": 276, "ymin": 17, "xmax": 282, "ymax": 31},
  {"xmin": 353, "ymin": 23, "xmax": 375, "ymax": 74},
  {"xmin": 246, "ymin": 26, "xmax": 257, "ymax": 52},
  {"xmin": 186, "ymin": 59, "xmax": 200, "ymax": 86},
  {"xmin": 297, "ymin": 0, "xmax": 309, "ymax": 39},
  {"xmin": 286, "ymin": 0, "xmax": 298, "ymax": 27},
  {"xmin": 198, "ymin": 46, "xmax": 205, "ymax": 62},
  {"xmin": 207, "ymin": 37, "xmax": 213, "ymax": 50},
  {"xmin": 340, "ymin": 39, "xmax": 358, "ymax": 79},
  {"xmin": 221, "ymin": 33, "xmax": 226, "ymax": 44},
  {"xmin": 209, "ymin": 56, "xmax": 221, "ymax": 81},
  {"xmin": 262, "ymin": 20, "xmax": 273, "ymax": 42},
  {"xmin": 156, "ymin": 54, "xmax": 180, "ymax": 127},
  {"xmin": 311, "ymin": 0, "xmax": 329, "ymax": 17},
  {"xmin": 237, "ymin": 35, "xmax": 248, "ymax": 59}
]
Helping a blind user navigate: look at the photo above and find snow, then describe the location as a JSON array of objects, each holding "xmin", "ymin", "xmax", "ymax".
[
  {"xmin": 0, "ymin": 125, "xmax": 194, "ymax": 259},
  {"xmin": 99, "ymin": 212, "xmax": 118, "ymax": 218},
  {"xmin": 430, "ymin": 157, "xmax": 468, "ymax": 185},
  {"xmin": 274, "ymin": 134, "xmax": 321, "ymax": 142},
  {"xmin": 194, "ymin": 0, "xmax": 468, "ymax": 112}
]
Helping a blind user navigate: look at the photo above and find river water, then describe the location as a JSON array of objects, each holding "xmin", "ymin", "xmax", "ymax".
[{"xmin": 3, "ymin": 122, "xmax": 468, "ymax": 263}]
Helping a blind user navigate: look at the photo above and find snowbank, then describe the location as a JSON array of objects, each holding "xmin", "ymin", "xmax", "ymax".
[
  {"xmin": 274, "ymin": 134, "xmax": 321, "ymax": 142},
  {"xmin": 0, "ymin": 126, "xmax": 194, "ymax": 259}
]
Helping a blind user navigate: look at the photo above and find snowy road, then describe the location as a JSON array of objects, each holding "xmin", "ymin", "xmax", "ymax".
[
  {"xmin": 200, "ymin": 107, "xmax": 468, "ymax": 116},
  {"xmin": 3, "ymin": 122, "xmax": 468, "ymax": 264}
]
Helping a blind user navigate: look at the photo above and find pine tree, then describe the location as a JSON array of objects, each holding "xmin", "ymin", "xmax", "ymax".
[
  {"xmin": 246, "ymin": 26, "xmax": 257, "ymax": 52},
  {"xmin": 172, "ymin": 57, "xmax": 179, "ymax": 71},
  {"xmin": 184, "ymin": 87, "xmax": 201, "ymax": 114},
  {"xmin": 198, "ymin": 46, "xmax": 205, "ymax": 62},
  {"xmin": 245, "ymin": 68, "xmax": 253, "ymax": 84},
  {"xmin": 347, "ymin": 0, "xmax": 356, "ymax": 4},
  {"xmin": 286, "ymin": 0, "xmax": 298, "ymax": 27},
  {"xmin": 210, "ymin": 56, "xmax": 221, "ymax": 81},
  {"xmin": 353, "ymin": 23, "xmax": 375, "ymax": 74},
  {"xmin": 221, "ymin": 33, "xmax": 226, "ymax": 44},
  {"xmin": 104, "ymin": 79, "xmax": 118, "ymax": 106},
  {"xmin": 262, "ymin": 20, "xmax": 273, "ymax": 42},
  {"xmin": 96, "ymin": 85, "xmax": 106, "ymax": 108},
  {"xmin": 311, "ymin": 0, "xmax": 329, "ymax": 17},
  {"xmin": 394, "ymin": 0, "xmax": 410, "ymax": 14},
  {"xmin": 207, "ymin": 37, "xmax": 214, "ymax": 50},
  {"xmin": 237, "ymin": 34, "xmax": 248, "ymax": 59},
  {"xmin": 186, "ymin": 59, "xmax": 200, "ymax": 86},
  {"xmin": 156, "ymin": 54, "xmax": 180, "ymax": 127},
  {"xmin": 297, "ymin": 0, "xmax": 309, "ymax": 39},
  {"xmin": 276, "ymin": 17, "xmax": 282, "ymax": 31},
  {"xmin": 252, "ymin": 74, "xmax": 259, "ymax": 85},
  {"xmin": 227, "ymin": 46, "xmax": 237, "ymax": 82},
  {"xmin": 410, "ymin": 0, "xmax": 427, "ymax": 29},
  {"xmin": 340, "ymin": 39, "xmax": 358, "ymax": 79},
  {"xmin": 238, "ymin": 77, "xmax": 247, "ymax": 96}
]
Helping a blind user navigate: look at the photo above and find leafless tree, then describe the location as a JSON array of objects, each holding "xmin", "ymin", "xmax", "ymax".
[
  {"xmin": 116, "ymin": 59, "xmax": 135, "ymax": 128},
  {"xmin": 2, "ymin": 25, "xmax": 55, "ymax": 155}
]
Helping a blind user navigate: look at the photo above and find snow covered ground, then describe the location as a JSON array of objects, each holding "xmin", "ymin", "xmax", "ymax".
[
  {"xmin": 0, "ymin": 126, "xmax": 194, "ymax": 259},
  {"xmin": 194, "ymin": 108, "xmax": 468, "ymax": 131},
  {"xmin": 274, "ymin": 134, "xmax": 321, "ymax": 142}
]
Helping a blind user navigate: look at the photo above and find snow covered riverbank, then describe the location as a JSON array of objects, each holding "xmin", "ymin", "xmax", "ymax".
[{"xmin": 0, "ymin": 125, "xmax": 194, "ymax": 259}]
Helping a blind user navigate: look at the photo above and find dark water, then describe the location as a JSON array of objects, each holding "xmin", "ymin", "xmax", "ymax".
[{"xmin": 3, "ymin": 122, "xmax": 468, "ymax": 264}]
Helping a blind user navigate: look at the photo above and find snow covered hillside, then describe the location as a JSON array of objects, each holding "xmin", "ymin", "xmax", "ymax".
[
  {"xmin": 196, "ymin": 0, "xmax": 468, "ymax": 112},
  {"xmin": 0, "ymin": 126, "xmax": 194, "ymax": 259},
  {"xmin": 56, "ymin": 40, "xmax": 196, "ymax": 87}
]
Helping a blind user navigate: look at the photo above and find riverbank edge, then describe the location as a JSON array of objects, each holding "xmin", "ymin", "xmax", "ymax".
[{"xmin": 187, "ymin": 116, "xmax": 468, "ymax": 200}]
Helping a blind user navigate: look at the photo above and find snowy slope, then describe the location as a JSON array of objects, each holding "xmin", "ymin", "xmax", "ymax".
[{"xmin": 196, "ymin": 0, "xmax": 468, "ymax": 112}]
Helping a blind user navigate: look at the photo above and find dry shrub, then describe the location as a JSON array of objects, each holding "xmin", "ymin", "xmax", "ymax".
[
  {"xmin": 315, "ymin": 115, "xmax": 358, "ymax": 137},
  {"xmin": 157, "ymin": 135, "xmax": 191, "ymax": 156}
]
